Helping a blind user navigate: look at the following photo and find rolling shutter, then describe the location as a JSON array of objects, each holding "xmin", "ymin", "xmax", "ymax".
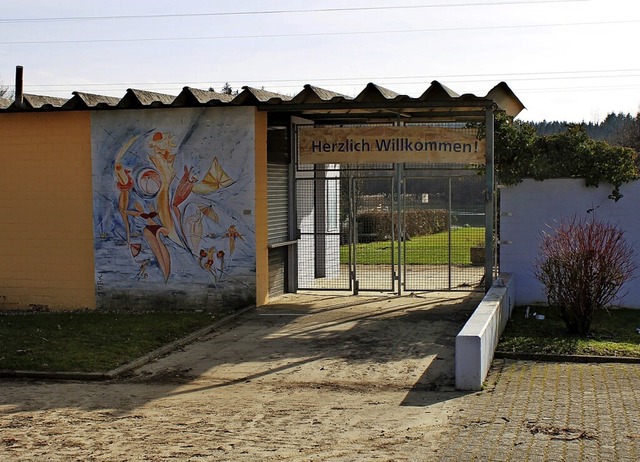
[{"xmin": 267, "ymin": 162, "xmax": 289, "ymax": 297}]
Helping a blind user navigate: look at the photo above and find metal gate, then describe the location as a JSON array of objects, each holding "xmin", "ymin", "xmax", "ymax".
[
  {"xmin": 401, "ymin": 174, "xmax": 485, "ymax": 291},
  {"xmin": 296, "ymin": 165, "xmax": 486, "ymax": 293}
]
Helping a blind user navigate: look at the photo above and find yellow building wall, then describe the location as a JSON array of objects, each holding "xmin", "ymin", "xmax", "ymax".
[
  {"xmin": 0, "ymin": 112, "xmax": 95, "ymax": 310},
  {"xmin": 254, "ymin": 111, "xmax": 269, "ymax": 306}
]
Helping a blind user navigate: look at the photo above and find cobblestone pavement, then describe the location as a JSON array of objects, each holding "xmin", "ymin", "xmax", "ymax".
[{"xmin": 439, "ymin": 359, "xmax": 640, "ymax": 462}]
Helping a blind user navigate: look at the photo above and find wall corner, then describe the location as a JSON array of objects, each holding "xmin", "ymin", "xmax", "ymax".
[{"xmin": 254, "ymin": 110, "xmax": 269, "ymax": 306}]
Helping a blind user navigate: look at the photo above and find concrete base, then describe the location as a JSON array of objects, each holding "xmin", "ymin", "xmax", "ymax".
[{"xmin": 455, "ymin": 273, "xmax": 515, "ymax": 390}]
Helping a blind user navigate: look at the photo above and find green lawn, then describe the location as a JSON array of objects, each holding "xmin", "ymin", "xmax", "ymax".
[
  {"xmin": 341, "ymin": 227, "xmax": 485, "ymax": 265},
  {"xmin": 498, "ymin": 306, "xmax": 640, "ymax": 357},
  {"xmin": 0, "ymin": 310, "xmax": 236, "ymax": 372}
]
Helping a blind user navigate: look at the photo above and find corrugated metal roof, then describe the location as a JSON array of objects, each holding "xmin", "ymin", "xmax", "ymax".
[
  {"xmin": 486, "ymin": 82, "xmax": 526, "ymax": 120},
  {"xmin": 172, "ymin": 87, "xmax": 234, "ymax": 105},
  {"xmin": 117, "ymin": 89, "xmax": 176, "ymax": 108},
  {"xmin": 232, "ymin": 86, "xmax": 292, "ymax": 104},
  {"xmin": 63, "ymin": 92, "xmax": 121, "ymax": 109},
  {"xmin": 419, "ymin": 81, "xmax": 460, "ymax": 100},
  {"xmin": 354, "ymin": 83, "xmax": 402, "ymax": 102},
  {"xmin": 22, "ymin": 93, "xmax": 69, "ymax": 109},
  {"xmin": 0, "ymin": 81, "xmax": 525, "ymax": 121},
  {"xmin": 294, "ymin": 85, "xmax": 350, "ymax": 103}
]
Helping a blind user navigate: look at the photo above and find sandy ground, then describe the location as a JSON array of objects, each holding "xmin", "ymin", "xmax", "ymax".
[{"xmin": 0, "ymin": 291, "xmax": 481, "ymax": 461}]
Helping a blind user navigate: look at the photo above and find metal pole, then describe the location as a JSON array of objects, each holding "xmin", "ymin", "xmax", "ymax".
[
  {"xmin": 484, "ymin": 107, "xmax": 495, "ymax": 292},
  {"xmin": 14, "ymin": 65, "xmax": 24, "ymax": 109},
  {"xmin": 390, "ymin": 173, "xmax": 396, "ymax": 292},
  {"xmin": 396, "ymin": 163, "xmax": 403, "ymax": 295},
  {"xmin": 288, "ymin": 122, "xmax": 298, "ymax": 293},
  {"xmin": 351, "ymin": 176, "xmax": 359, "ymax": 295},
  {"xmin": 448, "ymin": 177, "xmax": 452, "ymax": 290}
]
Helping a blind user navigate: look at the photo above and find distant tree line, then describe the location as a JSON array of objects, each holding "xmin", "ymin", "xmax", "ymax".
[{"xmin": 527, "ymin": 112, "xmax": 640, "ymax": 153}]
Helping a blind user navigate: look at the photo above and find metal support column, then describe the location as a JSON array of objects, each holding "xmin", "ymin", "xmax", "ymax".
[
  {"xmin": 447, "ymin": 177, "xmax": 452, "ymax": 290},
  {"xmin": 395, "ymin": 163, "xmax": 403, "ymax": 295},
  {"xmin": 395, "ymin": 118, "xmax": 403, "ymax": 296},
  {"xmin": 484, "ymin": 107, "xmax": 495, "ymax": 292},
  {"xmin": 350, "ymin": 176, "xmax": 359, "ymax": 295},
  {"xmin": 288, "ymin": 121, "xmax": 298, "ymax": 293}
]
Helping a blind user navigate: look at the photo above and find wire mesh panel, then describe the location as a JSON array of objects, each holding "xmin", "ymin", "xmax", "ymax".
[
  {"xmin": 402, "ymin": 175, "xmax": 485, "ymax": 291},
  {"xmin": 296, "ymin": 176, "xmax": 352, "ymax": 290},
  {"xmin": 295, "ymin": 169, "xmax": 486, "ymax": 293},
  {"xmin": 450, "ymin": 175, "xmax": 487, "ymax": 289},
  {"xmin": 353, "ymin": 176, "xmax": 396, "ymax": 292}
]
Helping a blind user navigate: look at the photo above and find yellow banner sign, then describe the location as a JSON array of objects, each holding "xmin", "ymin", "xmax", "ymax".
[{"xmin": 298, "ymin": 126, "xmax": 485, "ymax": 164}]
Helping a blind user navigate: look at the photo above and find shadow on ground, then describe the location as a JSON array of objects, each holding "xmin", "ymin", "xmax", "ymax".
[{"xmin": 0, "ymin": 291, "xmax": 481, "ymax": 414}]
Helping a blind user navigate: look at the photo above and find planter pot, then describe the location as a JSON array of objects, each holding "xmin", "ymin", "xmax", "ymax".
[{"xmin": 470, "ymin": 247, "xmax": 485, "ymax": 266}]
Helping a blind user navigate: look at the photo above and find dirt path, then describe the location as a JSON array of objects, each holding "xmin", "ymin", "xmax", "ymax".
[{"xmin": 0, "ymin": 292, "xmax": 481, "ymax": 461}]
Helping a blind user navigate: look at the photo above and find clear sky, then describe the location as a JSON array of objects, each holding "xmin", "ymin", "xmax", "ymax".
[{"xmin": 1, "ymin": 0, "xmax": 639, "ymax": 122}]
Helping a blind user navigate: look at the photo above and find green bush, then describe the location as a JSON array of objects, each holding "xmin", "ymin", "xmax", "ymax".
[
  {"xmin": 356, "ymin": 209, "xmax": 450, "ymax": 242},
  {"xmin": 403, "ymin": 209, "xmax": 450, "ymax": 236}
]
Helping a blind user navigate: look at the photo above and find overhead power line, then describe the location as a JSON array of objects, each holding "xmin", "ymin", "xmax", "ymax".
[
  {"xmin": 23, "ymin": 68, "xmax": 640, "ymax": 89},
  {"xmin": 1, "ymin": 18, "xmax": 636, "ymax": 45},
  {"xmin": 21, "ymin": 83, "xmax": 640, "ymax": 98},
  {"xmin": 20, "ymin": 75, "xmax": 640, "ymax": 99},
  {"xmin": 517, "ymin": 84, "xmax": 640, "ymax": 93},
  {"xmin": 0, "ymin": 0, "xmax": 591, "ymax": 23}
]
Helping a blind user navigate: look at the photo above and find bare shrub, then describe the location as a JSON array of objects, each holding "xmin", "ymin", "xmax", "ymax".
[{"xmin": 534, "ymin": 217, "xmax": 637, "ymax": 335}]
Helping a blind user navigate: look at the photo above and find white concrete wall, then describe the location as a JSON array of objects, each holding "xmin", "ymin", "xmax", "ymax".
[
  {"xmin": 500, "ymin": 179, "xmax": 640, "ymax": 308},
  {"xmin": 455, "ymin": 273, "xmax": 515, "ymax": 390}
]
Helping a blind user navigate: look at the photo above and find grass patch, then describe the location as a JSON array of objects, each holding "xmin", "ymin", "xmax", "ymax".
[
  {"xmin": 0, "ymin": 309, "xmax": 240, "ymax": 373},
  {"xmin": 341, "ymin": 227, "xmax": 484, "ymax": 265},
  {"xmin": 498, "ymin": 306, "xmax": 640, "ymax": 357}
]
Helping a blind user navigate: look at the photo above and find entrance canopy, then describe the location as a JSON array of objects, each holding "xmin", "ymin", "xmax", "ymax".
[{"xmin": 256, "ymin": 81, "xmax": 524, "ymax": 124}]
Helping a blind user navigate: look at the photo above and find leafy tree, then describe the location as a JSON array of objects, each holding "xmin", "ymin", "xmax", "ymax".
[
  {"xmin": 221, "ymin": 82, "xmax": 239, "ymax": 96},
  {"xmin": 534, "ymin": 217, "xmax": 637, "ymax": 336},
  {"xmin": 221, "ymin": 82, "xmax": 232, "ymax": 95},
  {"xmin": 491, "ymin": 113, "xmax": 538, "ymax": 186},
  {"xmin": 490, "ymin": 113, "xmax": 639, "ymax": 201},
  {"xmin": 208, "ymin": 83, "xmax": 239, "ymax": 96}
]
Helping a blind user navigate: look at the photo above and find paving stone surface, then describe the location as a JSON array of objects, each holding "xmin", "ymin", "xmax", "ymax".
[{"xmin": 439, "ymin": 359, "xmax": 640, "ymax": 461}]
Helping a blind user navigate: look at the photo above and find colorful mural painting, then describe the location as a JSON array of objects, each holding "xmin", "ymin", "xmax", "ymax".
[{"xmin": 91, "ymin": 107, "xmax": 256, "ymax": 309}]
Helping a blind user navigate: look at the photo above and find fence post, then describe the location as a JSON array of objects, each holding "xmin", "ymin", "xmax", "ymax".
[{"xmin": 485, "ymin": 107, "xmax": 495, "ymax": 292}]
